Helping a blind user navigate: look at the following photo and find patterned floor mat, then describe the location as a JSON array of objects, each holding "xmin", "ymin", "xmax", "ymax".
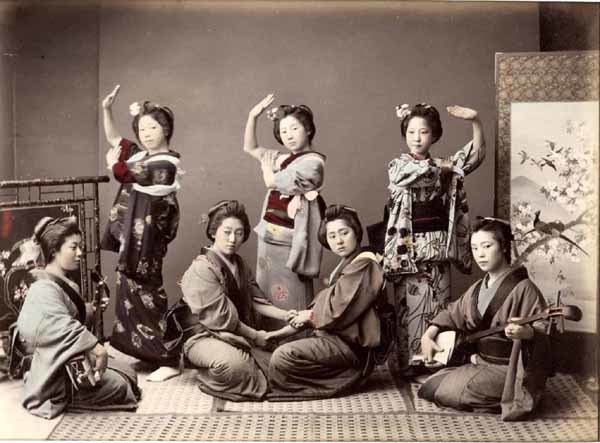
[
  {"xmin": 411, "ymin": 373, "xmax": 599, "ymax": 419},
  {"xmin": 49, "ymin": 412, "xmax": 598, "ymax": 441}
]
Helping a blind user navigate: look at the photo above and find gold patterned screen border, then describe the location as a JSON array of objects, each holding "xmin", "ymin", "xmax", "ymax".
[{"xmin": 494, "ymin": 50, "xmax": 599, "ymax": 219}]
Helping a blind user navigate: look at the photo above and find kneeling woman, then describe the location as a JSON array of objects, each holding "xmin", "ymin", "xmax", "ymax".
[
  {"xmin": 17, "ymin": 217, "xmax": 140, "ymax": 419},
  {"xmin": 179, "ymin": 200, "xmax": 298, "ymax": 401},
  {"xmin": 418, "ymin": 217, "xmax": 552, "ymax": 421},
  {"xmin": 268, "ymin": 205, "xmax": 385, "ymax": 400}
]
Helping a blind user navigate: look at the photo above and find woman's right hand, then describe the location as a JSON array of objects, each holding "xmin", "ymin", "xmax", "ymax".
[
  {"xmin": 253, "ymin": 330, "xmax": 269, "ymax": 348},
  {"xmin": 420, "ymin": 326, "xmax": 443, "ymax": 364},
  {"xmin": 249, "ymin": 93, "xmax": 275, "ymax": 118},
  {"xmin": 91, "ymin": 343, "xmax": 108, "ymax": 378},
  {"xmin": 102, "ymin": 84, "xmax": 121, "ymax": 110}
]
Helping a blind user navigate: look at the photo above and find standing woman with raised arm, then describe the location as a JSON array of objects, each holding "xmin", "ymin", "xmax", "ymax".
[
  {"xmin": 243, "ymin": 94, "xmax": 326, "ymax": 332},
  {"xmin": 101, "ymin": 85, "xmax": 182, "ymax": 381},
  {"xmin": 384, "ymin": 103, "xmax": 486, "ymax": 376}
]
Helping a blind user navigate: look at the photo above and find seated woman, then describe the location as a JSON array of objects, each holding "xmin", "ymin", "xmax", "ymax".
[
  {"xmin": 268, "ymin": 205, "xmax": 385, "ymax": 400},
  {"xmin": 16, "ymin": 217, "xmax": 140, "ymax": 419},
  {"xmin": 417, "ymin": 217, "xmax": 553, "ymax": 421},
  {"xmin": 179, "ymin": 200, "xmax": 298, "ymax": 401}
]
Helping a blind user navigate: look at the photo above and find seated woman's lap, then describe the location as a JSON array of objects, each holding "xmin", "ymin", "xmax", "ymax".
[{"xmin": 419, "ymin": 361, "xmax": 507, "ymax": 411}]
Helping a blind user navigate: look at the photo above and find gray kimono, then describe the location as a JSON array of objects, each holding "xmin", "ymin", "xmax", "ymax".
[{"xmin": 16, "ymin": 271, "xmax": 139, "ymax": 419}]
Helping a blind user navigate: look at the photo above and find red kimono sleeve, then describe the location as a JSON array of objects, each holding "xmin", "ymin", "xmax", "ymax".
[{"xmin": 112, "ymin": 138, "xmax": 141, "ymax": 183}]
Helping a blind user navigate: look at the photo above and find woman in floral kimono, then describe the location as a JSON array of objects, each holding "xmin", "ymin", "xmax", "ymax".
[
  {"xmin": 179, "ymin": 200, "xmax": 298, "ymax": 401},
  {"xmin": 243, "ymin": 94, "xmax": 326, "ymax": 332},
  {"xmin": 101, "ymin": 85, "xmax": 182, "ymax": 380},
  {"xmin": 268, "ymin": 205, "xmax": 385, "ymax": 400},
  {"xmin": 17, "ymin": 217, "xmax": 140, "ymax": 419},
  {"xmin": 417, "ymin": 217, "xmax": 553, "ymax": 421},
  {"xmin": 383, "ymin": 103, "xmax": 486, "ymax": 375}
]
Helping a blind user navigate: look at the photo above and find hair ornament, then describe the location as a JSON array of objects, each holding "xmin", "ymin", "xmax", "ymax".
[
  {"xmin": 266, "ymin": 106, "xmax": 286, "ymax": 121},
  {"xmin": 129, "ymin": 102, "xmax": 142, "ymax": 116},
  {"xmin": 198, "ymin": 213, "xmax": 209, "ymax": 225},
  {"xmin": 395, "ymin": 104, "xmax": 411, "ymax": 120},
  {"xmin": 419, "ymin": 102, "xmax": 432, "ymax": 109}
]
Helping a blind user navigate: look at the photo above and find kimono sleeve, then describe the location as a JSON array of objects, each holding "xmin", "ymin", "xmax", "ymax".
[
  {"xmin": 17, "ymin": 280, "xmax": 98, "ymax": 360},
  {"xmin": 180, "ymin": 256, "xmax": 241, "ymax": 333},
  {"xmin": 112, "ymin": 138, "xmax": 145, "ymax": 184},
  {"xmin": 451, "ymin": 140, "xmax": 484, "ymax": 175},
  {"xmin": 312, "ymin": 258, "xmax": 383, "ymax": 331},
  {"xmin": 273, "ymin": 155, "xmax": 324, "ymax": 195}
]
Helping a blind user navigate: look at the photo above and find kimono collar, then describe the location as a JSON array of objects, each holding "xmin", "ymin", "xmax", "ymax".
[
  {"xmin": 408, "ymin": 152, "xmax": 431, "ymax": 161},
  {"xmin": 280, "ymin": 150, "xmax": 326, "ymax": 169},
  {"xmin": 208, "ymin": 246, "xmax": 240, "ymax": 286},
  {"xmin": 328, "ymin": 247, "xmax": 364, "ymax": 286}
]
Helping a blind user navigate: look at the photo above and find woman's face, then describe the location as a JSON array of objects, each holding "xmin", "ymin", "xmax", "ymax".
[
  {"xmin": 471, "ymin": 230, "xmax": 507, "ymax": 274},
  {"xmin": 405, "ymin": 116, "xmax": 434, "ymax": 156},
  {"xmin": 138, "ymin": 114, "xmax": 166, "ymax": 151},
  {"xmin": 279, "ymin": 115, "xmax": 309, "ymax": 152},
  {"xmin": 52, "ymin": 233, "xmax": 83, "ymax": 272},
  {"xmin": 213, "ymin": 217, "xmax": 245, "ymax": 257},
  {"xmin": 326, "ymin": 219, "xmax": 358, "ymax": 258}
]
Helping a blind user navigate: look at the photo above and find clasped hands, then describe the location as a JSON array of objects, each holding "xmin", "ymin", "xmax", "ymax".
[{"xmin": 251, "ymin": 309, "xmax": 313, "ymax": 347}]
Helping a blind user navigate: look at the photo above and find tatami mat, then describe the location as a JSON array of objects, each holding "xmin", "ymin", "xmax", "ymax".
[
  {"xmin": 49, "ymin": 412, "xmax": 599, "ymax": 441},
  {"xmin": 45, "ymin": 346, "xmax": 598, "ymax": 441}
]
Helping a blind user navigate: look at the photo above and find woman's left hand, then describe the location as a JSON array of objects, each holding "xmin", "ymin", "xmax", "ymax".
[
  {"xmin": 447, "ymin": 105, "xmax": 478, "ymax": 121},
  {"xmin": 290, "ymin": 310, "xmax": 313, "ymax": 329},
  {"xmin": 504, "ymin": 318, "xmax": 534, "ymax": 340},
  {"xmin": 260, "ymin": 150, "xmax": 278, "ymax": 171}
]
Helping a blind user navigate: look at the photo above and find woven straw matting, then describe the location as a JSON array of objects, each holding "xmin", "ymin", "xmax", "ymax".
[
  {"xmin": 49, "ymin": 355, "xmax": 598, "ymax": 442},
  {"xmin": 49, "ymin": 412, "xmax": 598, "ymax": 441}
]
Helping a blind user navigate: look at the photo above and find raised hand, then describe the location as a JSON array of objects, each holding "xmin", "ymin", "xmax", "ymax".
[
  {"xmin": 102, "ymin": 85, "xmax": 121, "ymax": 110},
  {"xmin": 447, "ymin": 105, "xmax": 478, "ymax": 121},
  {"xmin": 105, "ymin": 145, "xmax": 122, "ymax": 168},
  {"xmin": 249, "ymin": 93, "xmax": 275, "ymax": 118}
]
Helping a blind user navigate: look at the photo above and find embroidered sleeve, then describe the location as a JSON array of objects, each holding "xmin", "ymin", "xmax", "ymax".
[{"xmin": 452, "ymin": 140, "xmax": 484, "ymax": 175}]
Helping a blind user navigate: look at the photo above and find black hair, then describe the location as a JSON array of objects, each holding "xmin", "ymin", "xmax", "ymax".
[
  {"xmin": 400, "ymin": 103, "xmax": 443, "ymax": 144},
  {"xmin": 33, "ymin": 217, "xmax": 82, "ymax": 264},
  {"xmin": 272, "ymin": 105, "xmax": 316, "ymax": 146},
  {"xmin": 206, "ymin": 200, "xmax": 252, "ymax": 243},
  {"xmin": 472, "ymin": 217, "xmax": 514, "ymax": 264},
  {"xmin": 318, "ymin": 204, "xmax": 363, "ymax": 250},
  {"xmin": 132, "ymin": 101, "xmax": 175, "ymax": 144}
]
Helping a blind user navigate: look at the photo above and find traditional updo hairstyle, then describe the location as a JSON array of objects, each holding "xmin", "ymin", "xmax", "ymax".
[
  {"xmin": 399, "ymin": 103, "xmax": 443, "ymax": 144},
  {"xmin": 205, "ymin": 200, "xmax": 252, "ymax": 243},
  {"xmin": 33, "ymin": 216, "xmax": 82, "ymax": 264},
  {"xmin": 318, "ymin": 204, "xmax": 363, "ymax": 250},
  {"xmin": 271, "ymin": 105, "xmax": 316, "ymax": 146},
  {"xmin": 132, "ymin": 101, "xmax": 175, "ymax": 144},
  {"xmin": 472, "ymin": 217, "xmax": 514, "ymax": 264}
]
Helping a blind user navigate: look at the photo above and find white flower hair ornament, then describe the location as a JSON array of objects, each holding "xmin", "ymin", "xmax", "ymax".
[
  {"xmin": 266, "ymin": 106, "xmax": 286, "ymax": 121},
  {"xmin": 129, "ymin": 102, "xmax": 142, "ymax": 117},
  {"xmin": 395, "ymin": 104, "xmax": 411, "ymax": 120}
]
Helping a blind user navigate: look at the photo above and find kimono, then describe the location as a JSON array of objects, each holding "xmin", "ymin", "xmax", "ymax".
[
  {"xmin": 268, "ymin": 249, "xmax": 384, "ymax": 400},
  {"xmin": 418, "ymin": 266, "xmax": 552, "ymax": 421},
  {"xmin": 254, "ymin": 150, "xmax": 326, "ymax": 331},
  {"xmin": 16, "ymin": 270, "xmax": 140, "ymax": 419},
  {"xmin": 180, "ymin": 247, "xmax": 273, "ymax": 401},
  {"xmin": 384, "ymin": 141, "xmax": 484, "ymax": 370},
  {"xmin": 101, "ymin": 138, "xmax": 181, "ymax": 364}
]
